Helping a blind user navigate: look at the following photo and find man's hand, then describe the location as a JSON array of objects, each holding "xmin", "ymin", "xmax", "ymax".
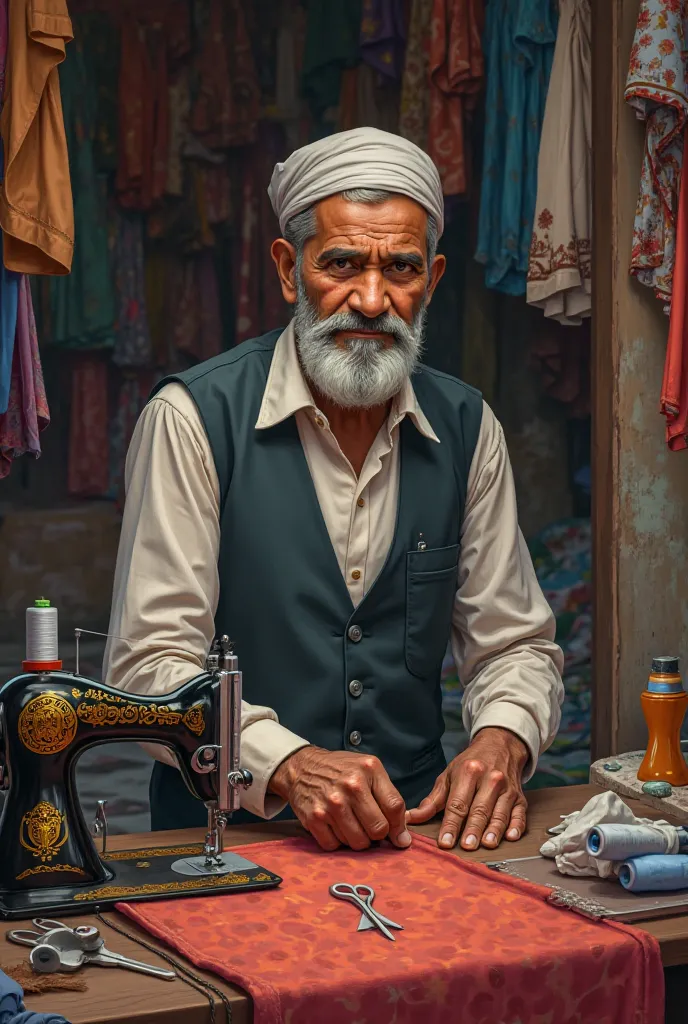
[
  {"xmin": 406, "ymin": 728, "xmax": 529, "ymax": 851},
  {"xmin": 269, "ymin": 746, "xmax": 412, "ymax": 852}
]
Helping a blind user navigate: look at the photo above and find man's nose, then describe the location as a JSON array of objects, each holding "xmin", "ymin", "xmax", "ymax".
[{"xmin": 347, "ymin": 270, "xmax": 390, "ymax": 318}]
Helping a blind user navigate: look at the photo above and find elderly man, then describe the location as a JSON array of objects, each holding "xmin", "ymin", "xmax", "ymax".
[{"xmin": 105, "ymin": 127, "xmax": 563, "ymax": 855}]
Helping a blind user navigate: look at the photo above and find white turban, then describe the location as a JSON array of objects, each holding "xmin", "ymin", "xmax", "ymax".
[{"xmin": 268, "ymin": 127, "xmax": 444, "ymax": 239}]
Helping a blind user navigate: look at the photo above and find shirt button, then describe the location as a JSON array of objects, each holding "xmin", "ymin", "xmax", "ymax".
[
  {"xmin": 349, "ymin": 730, "xmax": 362, "ymax": 746},
  {"xmin": 349, "ymin": 679, "xmax": 363, "ymax": 697},
  {"xmin": 347, "ymin": 625, "xmax": 362, "ymax": 643},
  {"xmin": 357, "ymin": 497, "xmax": 365, "ymax": 508},
  {"xmin": 351, "ymin": 569, "xmax": 361, "ymax": 581}
]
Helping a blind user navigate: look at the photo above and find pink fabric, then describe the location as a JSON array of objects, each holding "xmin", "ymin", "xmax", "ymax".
[{"xmin": 0, "ymin": 278, "xmax": 49, "ymax": 478}]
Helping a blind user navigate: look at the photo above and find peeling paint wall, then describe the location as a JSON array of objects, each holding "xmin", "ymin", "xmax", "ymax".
[{"xmin": 613, "ymin": 0, "xmax": 688, "ymax": 752}]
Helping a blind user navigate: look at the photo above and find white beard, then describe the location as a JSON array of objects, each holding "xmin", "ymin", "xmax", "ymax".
[{"xmin": 292, "ymin": 276, "xmax": 427, "ymax": 409}]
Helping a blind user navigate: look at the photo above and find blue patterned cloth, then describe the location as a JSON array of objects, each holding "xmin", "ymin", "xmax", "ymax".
[
  {"xmin": 475, "ymin": 0, "xmax": 558, "ymax": 295},
  {"xmin": 0, "ymin": 970, "xmax": 70, "ymax": 1024}
]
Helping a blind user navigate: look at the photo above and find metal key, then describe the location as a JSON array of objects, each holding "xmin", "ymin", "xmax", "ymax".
[{"xmin": 28, "ymin": 927, "xmax": 175, "ymax": 980}]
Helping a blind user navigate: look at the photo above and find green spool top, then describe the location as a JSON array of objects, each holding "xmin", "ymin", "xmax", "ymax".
[{"xmin": 34, "ymin": 598, "xmax": 51, "ymax": 608}]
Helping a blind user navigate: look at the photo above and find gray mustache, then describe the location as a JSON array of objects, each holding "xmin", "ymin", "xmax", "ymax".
[{"xmin": 307, "ymin": 311, "xmax": 415, "ymax": 346}]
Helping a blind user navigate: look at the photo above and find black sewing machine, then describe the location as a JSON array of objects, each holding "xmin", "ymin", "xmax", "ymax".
[{"xmin": 0, "ymin": 634, "xmax": 281, "ymax": 919}]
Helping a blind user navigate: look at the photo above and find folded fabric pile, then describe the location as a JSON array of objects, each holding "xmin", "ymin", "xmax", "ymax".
[
  {"xmin": 541, "ymin": 791, "xmax": 688, "ymax": 892},
  {"xmin": 0, "ymin": 969, "xmax": 70, "ymax": 1024}
]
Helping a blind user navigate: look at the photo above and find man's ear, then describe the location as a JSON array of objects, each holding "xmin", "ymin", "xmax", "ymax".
[
  {"xmin": 271, "ymin": 238, "xmax": 298, "ymax": 304},
  {"xmin": 424, "ymin": 254, "xmax": 447, "ymax": 306}
]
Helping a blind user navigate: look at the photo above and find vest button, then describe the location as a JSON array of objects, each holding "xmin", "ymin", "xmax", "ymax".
[
  {"xmin": 349, "ymin": 730, "xmax": 362, "ymax": 746},
  {"xmin": 351, "ymin": 569, "xmax": 361, "ymax": 581},
  {"xmin": 349, "ymin": 679, "xmax": 363, "ymax": 697},
  {"xmin": 348, "ymin": 625, "xmax": 362, "ymax": 642}
]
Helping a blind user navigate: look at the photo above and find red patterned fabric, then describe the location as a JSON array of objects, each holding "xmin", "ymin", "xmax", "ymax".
[
  {"xmin": 661, "ymin": 125, "xmax": 688, "ymax": 451},
  {"xmin": 427, "ymin": 0, "xmax": 484, "ymax": 196},
  {"xmin": 118, "ymin": 834, "xmax": 663, "ymax": 1024}
]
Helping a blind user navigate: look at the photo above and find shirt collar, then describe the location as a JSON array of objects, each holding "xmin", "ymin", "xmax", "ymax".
[{"xmin": 255, "ymin": 321, "xmax": 440, "ymax": 444}]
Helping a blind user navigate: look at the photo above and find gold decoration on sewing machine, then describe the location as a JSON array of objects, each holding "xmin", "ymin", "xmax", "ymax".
[
  {"xmin": 106, "ymin": 844, "xmax": 204, "ymax": 861},
  {"xmin": 16, "ymin": 864, "xmax": 86, "ymax": 881},
  {"xmin": 71, "ymin": 689, "xmax": 82, "ymax": 698},
  {"xmin": 84, "ymin": 688, "xmax": 125, "ymax": 704},
  {"xmin": 76, "ymin": 701, "xmax": 205, "ymax": 735},
  {"xmin": 19, "ymin": 801, "xmax": 69, "ymax": 863},
  {"xmin": 18, "ymin": 695, "xmax": 78, "ymax": 755},
  {"xmin": 73, "ymin": 873, "xmax": 253, "ymax": 901}
]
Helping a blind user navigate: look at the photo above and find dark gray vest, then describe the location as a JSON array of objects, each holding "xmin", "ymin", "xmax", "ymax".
[{"xmin": 152, "ymin": 329, "xmax": 483, "ymax": 808}]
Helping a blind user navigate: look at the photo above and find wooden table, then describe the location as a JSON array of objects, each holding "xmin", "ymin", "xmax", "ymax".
[{"xmin": 2, "ymin": 783, "xmax": 687, "ymax": 1024}]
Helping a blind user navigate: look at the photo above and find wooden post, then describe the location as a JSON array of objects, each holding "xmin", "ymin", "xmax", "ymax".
[{"xmin": 592, "ymin": 0, "xmax": 688, "ymax": 760}]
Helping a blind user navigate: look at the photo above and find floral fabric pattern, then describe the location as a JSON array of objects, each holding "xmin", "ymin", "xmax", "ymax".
[
  {"xmin": 360, "ymin": 0, "xmax": 406, "ymax": 79},
  {"xmin": 399, "ymin": 0, "xmax": 433, "ymax": 149},
  {"xmin": 625, "ymin": 0, "xmax": 688, "ymax": 310},
  {"xmin": 527, "ymin": 0, "xmax": 592, "ymax": 324},
  {"xmin": 119, "ymin": 833, "xmax": 664, "ymax": 1024}
]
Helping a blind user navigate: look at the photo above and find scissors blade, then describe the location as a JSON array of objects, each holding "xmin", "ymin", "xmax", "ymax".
[
  {"xmin": 357, "ymin": 903, "xmax": 396, "ymax": 941},
  {"xmin": 357, "ymin": 911, "xmax": 403, "ymax": 931}
]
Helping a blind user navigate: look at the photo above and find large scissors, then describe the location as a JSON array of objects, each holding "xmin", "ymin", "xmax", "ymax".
[{"xmin": 329, "ymin": 883, "xmax": 403, "ymax": 941}]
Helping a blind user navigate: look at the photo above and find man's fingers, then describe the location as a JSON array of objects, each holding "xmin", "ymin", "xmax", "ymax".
[
  {"xmin": 304, "ymin": 806, "xmax": 341, "ymax": 852},
  {"xmin": 405, "ymin": 775, "xmax": 449, "ymax": 825},
  {"xmin": 367, "ymin": 760, "xmax": 411, "ymax": 848},
  {"xmin": 326, "ymin": 785, "xmax": 378, "ymax": 850},
  {"xmin": 481, "ymin": 791, "xmax": 516, "ymax": 848},
  {"xmin": 459, "ymin": 769, "xmax": 508, "ymax": 850},
  {"xmin": 506, "ymin": 797, "xmax": 528, "ymax": 841},
  {"xmin": 437, "ymin": 764, "xmax": 480, "ymax": 849}
]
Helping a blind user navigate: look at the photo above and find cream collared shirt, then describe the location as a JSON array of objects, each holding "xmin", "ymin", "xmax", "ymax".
[{"xmin": 103, "ymin": 324, "xmax": 564, "ymax": 818}]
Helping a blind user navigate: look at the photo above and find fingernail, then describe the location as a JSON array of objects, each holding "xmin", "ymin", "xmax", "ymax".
[
  {"xmin": 485, "ymin": 832, "xmax": 497, "ymax": 844},
  {"xmin": 507, "ymin": 828, "xmax": 520, "ymax": 840},
  {"xmin": 441, "ymin": 832, "xmax": 454, "ymax": 847},
  {"xmin": 396, "ymin": 829, "xmax": 412, "ymax": 847},
  {"xmin": 463, "ymin": 834, "xmax": 478, "ymax": 849}
]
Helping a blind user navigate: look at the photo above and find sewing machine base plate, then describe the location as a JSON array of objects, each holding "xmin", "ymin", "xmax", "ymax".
[{"xmin": 0, "ymin": 843, "xmax": 282, "ymax": 920}]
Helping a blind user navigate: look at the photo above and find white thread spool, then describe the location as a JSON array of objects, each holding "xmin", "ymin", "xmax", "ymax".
[{"xmin": 26, "ymin": 598, "xmax": 59, "ymax": 663}]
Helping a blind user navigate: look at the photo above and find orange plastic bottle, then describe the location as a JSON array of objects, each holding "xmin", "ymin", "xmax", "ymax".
[{"xmin": 637, "ymin": 656, "xmax": 688, "ymax": 786}]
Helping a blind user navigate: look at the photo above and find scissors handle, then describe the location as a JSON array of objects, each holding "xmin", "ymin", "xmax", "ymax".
[
  {"xmin": 33, "ymin": 918, "xmax": 71, "ymax": 933},
  {"xmin": 329, "ymin": 882, "xmax": 374, "ymax": 900},
  {"xmin": 6, "ymin": 929, "xmax": 43, "ymax": 947}
]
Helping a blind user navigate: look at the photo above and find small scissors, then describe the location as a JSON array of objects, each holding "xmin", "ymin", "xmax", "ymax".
[{"xmin": 329, "ymin": 883, "xmax": 403, "ymax": 941}]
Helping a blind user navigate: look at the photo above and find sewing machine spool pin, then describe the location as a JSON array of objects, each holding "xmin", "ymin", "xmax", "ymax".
[{"xmin": 90, "ymin": 800, "xmax": 108, "ymax": 857}]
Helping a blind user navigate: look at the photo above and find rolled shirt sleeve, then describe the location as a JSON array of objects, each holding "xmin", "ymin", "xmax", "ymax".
[
  {"xmin": 451, "ymin": 401, "xmax": 565, "ymax": 779},
  {"xmin": 102, "ymin": 382, "xmax": 309, "ymax": 819}
]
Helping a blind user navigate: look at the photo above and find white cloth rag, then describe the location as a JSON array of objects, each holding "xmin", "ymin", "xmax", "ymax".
[{"xmin": 539, "ymin": 791, "xmax": 680, "ymax": 877}]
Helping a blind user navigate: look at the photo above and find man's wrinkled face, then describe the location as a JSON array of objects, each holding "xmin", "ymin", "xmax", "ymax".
[{"xmin": 272, "ymin": 194, "xmax": 446, "ymax": 408}]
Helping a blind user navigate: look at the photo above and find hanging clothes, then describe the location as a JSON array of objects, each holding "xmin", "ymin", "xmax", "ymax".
[
  {"xmin": 427, "ymin": 0, "xmax": 485, "ymax": 196},
  {"xmin": 75, "ymin": 11, "xmax": 119, "ymax": 174},
  {"xmin": 275, "ymin": 1, "xmax": 308, "ymax": 150},
  {"xmin": 67, "ymin": 355, "xmax": 109, "ymax": 497},
  {"xmin": 0, "ymin": 277, "xmax": 49, "ymax": 478},
  {"xmin": 112, "ymin": 212, "xmax": 153, "ymax": 369},
  {"xmin": 475, "ymin": 0, "xmax": 558, "ymax": 295},
  {"xmin": 399, "ymin": 0, "xmax": 433, "ymax": 149},
  {"xmin": 109, "ymin": 370, "xmax": 159, "ymax": 507},
  {"xmin": 0, "ymin": 0, "xmax": 19, "ymax": 416},
  {"xmin": 530, "ymin": 318, "xmax": 591, "ymax": 417},
  {"xmin": 360, "ymin": 0, "xmax": 406, "ymax": 78},
  {"xmin": 301, "ymin": 0, "xmax": 363, "ymax": 132},
  {"xmin": 49, "ymin": 37, "xmax": 115, "ymax": 349},
  {"xmin": 191, "ymin": 0, "xmax": 259, "ymax": 150},
  {"xmin": 527, "ymin": 0, "xmax": 591, "ymax": 325},
  {"xmin": 625, "ymin": 0, "xmax": 688, "ymax": 311},
  {"xmin": 0, "ymin": 0, "xmax": 74, "ymax": 275},
  {"xmin": 660, "ymin": 126, "xmax": 688, "ymax": 451},
  {"xmin": 173, "ymin": 250, "xmax": 224, "ymax": 363}
]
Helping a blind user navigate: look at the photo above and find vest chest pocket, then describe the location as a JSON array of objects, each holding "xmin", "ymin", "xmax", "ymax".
[{"xmin": 405, "ymin": 544, "xmax": 460, "ymax": 679}]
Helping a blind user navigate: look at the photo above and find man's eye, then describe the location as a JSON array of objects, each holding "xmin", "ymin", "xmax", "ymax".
[
  {"xmin": 393, "ymin": 261, "xmax": 411, "ymax": 272},
  {"xmin": 333, "ymin": 258, "xmax": 352, "ymax": 269}
]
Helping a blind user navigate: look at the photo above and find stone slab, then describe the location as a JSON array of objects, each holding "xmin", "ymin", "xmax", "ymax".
[{"xmin": 590, "ymin": 748, "xmax": 688, "ymax": 821}]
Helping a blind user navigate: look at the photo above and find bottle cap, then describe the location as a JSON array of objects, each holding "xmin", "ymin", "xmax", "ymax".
[
  {"xmin": 652, "ymin": 656, "xmax": 679, "ymax": 675},
  {"xmin": 34, "ymin": 598, "xmax": 51, "ymax": 608}
]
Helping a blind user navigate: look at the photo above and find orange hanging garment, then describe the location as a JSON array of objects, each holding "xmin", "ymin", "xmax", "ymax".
[
  {"xmin": 661, "ymin": 127, "xmax": 688, "ymax": 452},
  {"xmin": 0, "ymin": 0, "xmax": 74, "ymax": 275}
]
